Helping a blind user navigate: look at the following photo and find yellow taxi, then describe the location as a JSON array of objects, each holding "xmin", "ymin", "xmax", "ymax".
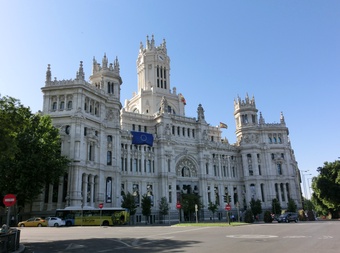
[{"xmin": 18, "ymin": 217, "xmax": 47, "ymax": 227}]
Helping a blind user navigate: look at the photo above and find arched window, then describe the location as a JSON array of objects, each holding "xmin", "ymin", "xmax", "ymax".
[
  {"xmin": 107, "ymin": 135, "xmax": 112, "ymax": 142},
  {"xmin": 106, "ymin": 177, "xmax": 112, "ymax": 203},
  {"xmin": 52, "ymin": 102, "xmax": 57, "ymax": 111}
]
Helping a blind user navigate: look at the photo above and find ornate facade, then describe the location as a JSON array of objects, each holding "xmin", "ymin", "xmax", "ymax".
[{"xmin": 37, "ymin": 35, "xmax": 302, "ymax": 222}]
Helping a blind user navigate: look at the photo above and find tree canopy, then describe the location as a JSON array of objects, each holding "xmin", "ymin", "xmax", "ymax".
[
  {"xmin": 311, "ymin": 161, "xmax": 340, "ymax": 217},
  {"xmin": 158, "ymin": 197, "xmax": 169, "ymax": 220},
  {"xmin": 0, "ymin": 95, "xmax": 69, "ymax": 206},
  {"xmin": 250, "ymin": 198, "xmax": 262, "ymax": 218},
  {"xmin": 121, "ymin": 192, "xmax": 138, "ymax": 217},
  {"xmin": 208, "ymin": 201, "xmax": 218, "ymax": 221},
  {"xmin": 141, "ymin": 194, "xmax": 152, "ymax": 223}
]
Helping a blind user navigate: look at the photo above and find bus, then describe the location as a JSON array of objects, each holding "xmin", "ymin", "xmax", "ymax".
[{"xmin": 55, "ymin": 207, "xmax": 130, "ymax": 226}]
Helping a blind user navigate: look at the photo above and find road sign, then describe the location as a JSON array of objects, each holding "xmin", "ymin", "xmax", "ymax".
[
  {"xmin": 99, "ymin": 203, "xmax": 103, "ymax": 208},
  {"xmin": 176, "ymin": 203, "xmax": 181, "ymax": 209},
  {"xmin": 3, "ymin": 194, "xmax": 16, "ymax": 207},
  {"xmin": 225, "ymin": 204, "xmax": 231, "ymax": 211}
]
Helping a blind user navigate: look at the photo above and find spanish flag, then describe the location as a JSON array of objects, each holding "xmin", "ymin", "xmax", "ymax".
[{"xmin": 219, "ymin": 122, "xmax": 228, "ymax": 129}]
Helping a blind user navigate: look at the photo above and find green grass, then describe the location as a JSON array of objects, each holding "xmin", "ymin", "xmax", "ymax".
[{"xmin": 172, "ymin": 222, "xmax": 248, "ymax": 227}]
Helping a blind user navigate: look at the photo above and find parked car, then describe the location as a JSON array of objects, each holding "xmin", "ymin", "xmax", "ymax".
[
  {"xmin": 46, "ymin": 217, "xmax": 65, "ymax": 227},
  {"xmin": 277, "ymin": 212, "xmax": 298, "ymax": 223},
  {"xmin": 18, "ymin": 217, "xmax": 47, "ymax": 227}
]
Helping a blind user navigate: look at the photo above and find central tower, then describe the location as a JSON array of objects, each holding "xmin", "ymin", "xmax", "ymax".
[{"xmin": 123, "ymin": 35, "xmax": 186, "ymax": 116}]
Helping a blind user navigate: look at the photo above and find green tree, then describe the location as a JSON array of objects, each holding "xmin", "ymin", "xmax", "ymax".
[
  {"xmin": 121, "ymin": 192, "xmax": 137, "ymax": 224},
  {"xmin": 312, "ymin": 161, "xmax": 340, "ymax": 218},
  {"xmin": 0, "ymin": 95, "xmax": 69, "ymax": 206},
  {"xmin": 271, "ymin": 198, "xmax": 282, "ymax": 216},
  {"xmin": 250, "ymin": 199, "xmax": 262, "ymax": 221},
  {"xmin": 181, "ymin": 193, "xmax": 202, "ymax": 222},
  {"xmin": 287, "ymin": 198, "xmax": 297, "ymax": 212},
  {"xmin": 303, "ymin": 198, "xmax": 314, "ymax": 212},
  {"xmin": 208, "ymin": 202, "xmax": 218, "ymax": 221},
  {"xmin": 244, "ymin": 209, "xmax": 254, "ymax": 223},
  {"xmin": 141, "ymin": 194, "xmax": 152, "ymax": 224},
  {"xmin": 158, "ymin": 197, "xmax": 169, "ymax": 224}
]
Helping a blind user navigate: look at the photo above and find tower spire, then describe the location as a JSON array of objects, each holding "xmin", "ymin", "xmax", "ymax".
[
  {"xmin": 102, "ymin": 53, "xmax": 108, "ymax": 69},
  {"xmin": 46, "ymin": 64, "xmax": 51, "ymax": 82},
  {"xmin": 76, "ymin": 61, "xmax": 85, "ymax": 80},
  {"xmin": 280, "ymin": 112, "xmax": 285, "ymax": 124}
]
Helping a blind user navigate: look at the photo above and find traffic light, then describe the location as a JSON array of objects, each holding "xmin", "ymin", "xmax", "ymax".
[
  {"xmin": 223, "ymin": 194, "xmax": 228, "ymax": 203},
  {"xmin": 228, "ymin": 195, "xmax": 232, "ymax": 203}
]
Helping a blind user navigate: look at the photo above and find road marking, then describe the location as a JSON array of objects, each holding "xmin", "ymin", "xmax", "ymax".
[
  {"xmin": 226, "ymin": 235, "xmax": 278, "ymax": 239},
  {"xmin": 318, "ymin": 236, "xmax": 333, "ymax": 239},
  {"xmin": 283, "ymin": 236, "xmax": 312, "ymax": 239}
]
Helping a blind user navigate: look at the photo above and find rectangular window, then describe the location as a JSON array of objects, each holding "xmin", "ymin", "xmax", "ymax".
[
  {"xmin": 148, "ymin": 160, "xmax": 151, "ymax": 173},
  {"xmin": 277, "ymin": 163, "xmax": 282, "ymax": 175},
  {"xmin": 248, "ymin": 165, "xmax": 253, "ymax": 176},
  {"xmin": 133, "ymin": 159, "xmax": 138, "ymax": 172},
  {"xmin": 107, "ymin": 151, "xmax": 112, "ymax": 165},
  {"xmin": 88, "ymin": 143, "xmax": 93, "ymax": 161},
  {"xmin": 260, "ymin": 184, "xmax": 265, "ymax": 202},
  {"xmin": 280, "ymin": 183, "xmax": 285, "ymax": 201}
]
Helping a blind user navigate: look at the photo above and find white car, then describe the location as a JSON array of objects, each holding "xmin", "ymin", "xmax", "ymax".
[{"xmin": 46, "ymin": 217, "xmax": 65, "ymax": 227}]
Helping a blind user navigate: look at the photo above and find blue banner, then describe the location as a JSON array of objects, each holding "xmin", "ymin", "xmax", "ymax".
[{"xmin": 131, "ymin": 131, "xmax": 154, "ymax": 146}]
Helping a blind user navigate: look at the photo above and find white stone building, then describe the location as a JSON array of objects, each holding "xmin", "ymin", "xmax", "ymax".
[{"xmin": 37, "ymin": 35, "xmax": 302, "ymax": 222}]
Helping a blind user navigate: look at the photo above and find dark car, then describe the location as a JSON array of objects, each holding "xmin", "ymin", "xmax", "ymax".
[{"xmin": 277, "ymin": 212, "xmax": 298, "ymax": 223}]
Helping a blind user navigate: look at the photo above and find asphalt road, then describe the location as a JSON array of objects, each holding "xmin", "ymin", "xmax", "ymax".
[{"xmin": 20, "ymin": 221, "xmax": 339, "ymax": 253}]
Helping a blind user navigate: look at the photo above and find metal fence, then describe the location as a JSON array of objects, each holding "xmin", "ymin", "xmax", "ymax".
[{"xmin": 0, "ymin": 230, "xmax": 20, "ymax": 253}]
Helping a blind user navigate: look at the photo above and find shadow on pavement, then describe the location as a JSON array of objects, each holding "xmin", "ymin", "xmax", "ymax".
[{"xmin": 23, "ymin": 237, "xmax": 201, "ymax": 253}]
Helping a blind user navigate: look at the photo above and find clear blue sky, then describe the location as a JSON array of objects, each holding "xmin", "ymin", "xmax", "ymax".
[{"xmin": 1, "ymin": 1, "xmax": 339, "ymax": 193}]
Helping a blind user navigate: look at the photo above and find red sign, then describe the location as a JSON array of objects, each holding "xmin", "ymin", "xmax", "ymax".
[
  {"xmin": 99, "ymin": 203, "xmax": 103, "ymax": 209},
  {"xmin": 176, "ymin": 203, "xmax": 181, "ymax": 209},
  {"xmin": 225, "ymin": 204, "xmax": 231, "ymax": 211},
  {"xmin": 3, "ymin": 194, "xmax": 16, "ymax": 207}
]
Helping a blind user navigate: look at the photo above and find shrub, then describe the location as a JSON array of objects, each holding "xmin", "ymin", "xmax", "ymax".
[
  {"xmin": 244, "ymin": 209, "xmax": 254, "ymax": 223},
  {"xmin": 264, "ymin": 210, "xmax": 273, "ymax": 223}
]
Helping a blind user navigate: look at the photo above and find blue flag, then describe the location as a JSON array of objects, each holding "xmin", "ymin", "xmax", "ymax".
[{"xmin": 131, "ymin": 131, "xmax": 154, "ymax": 146}]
